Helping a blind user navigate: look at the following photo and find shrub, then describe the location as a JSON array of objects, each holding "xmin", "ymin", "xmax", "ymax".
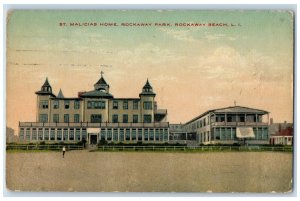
[{"xmin": 98, "ymin": 139, "xmax": 108, "ymax": 146}]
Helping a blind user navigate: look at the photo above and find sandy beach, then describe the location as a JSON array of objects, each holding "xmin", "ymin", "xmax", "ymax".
[{"xmin": 6, "ymin": 151, "xmax": 293, "ymax": 193}]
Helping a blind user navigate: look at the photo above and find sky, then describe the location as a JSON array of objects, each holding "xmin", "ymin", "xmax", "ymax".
[{"xmin": 6, "ymin": 10, "xmax": 294, "ymax": 133}]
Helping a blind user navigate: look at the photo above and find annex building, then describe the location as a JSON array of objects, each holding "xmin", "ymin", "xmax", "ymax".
[
  {"xmin": 19, "ymin": 72, "xmax": 169, "ymax": 144},
  {"xmin": 182, "ymin": 106, "xmax": 270, "ymax": 145}
]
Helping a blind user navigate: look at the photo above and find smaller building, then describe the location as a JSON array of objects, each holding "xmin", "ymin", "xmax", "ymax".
[
  {"xmin": 269, "ymin": 121, "xmax": 293, "ymax": 146},
  {"xmin": 183, "ymin": 106, "xmax": 270, "ymax": 145}
]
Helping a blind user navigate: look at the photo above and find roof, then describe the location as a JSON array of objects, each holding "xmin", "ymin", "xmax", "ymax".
[
  {"xmin": 143, "ymin": 79, "xmax": 152, "ymax": 89},
  {"xmin": 35, "ymin": 91, "xmax": 56, "ymax": 97},
  {"xmin": 42, "ymin": 77, "xmax": 51, "ymax": 87},
  {"xmin": 139, "ymin": 79, "xmax": 156, "ymax": 96},
  {"xmin": 185, "ymin": 106, "xmax": 269, "ymax": 125},
  {"xmin": 57, "ymin": 89, "xmax": 64, "ymax": 98},
  {"xmin": 95, "ymin": 76, "xmax": 108, "ymax": 85},
  {"xmin": 212, "ymin": 106, "xmax": 268, "ymax": 114},
  {"xmin": 272, "ymin": 127, "xmax": 293, "ymax": 137},
  {"xmin": 79, "ymin": 89, "xmax": 114, "ymax": 99},
  {"xmin": 113, "ymin": 98, "xmax": 140, "ymax": 100},
  {"xmin": 139, "ymin": 91, "xmax": 156, "ymax": 96},
  {"xmin": 50, "ymin": 97, "xmax": 81, "ymax": 100}
]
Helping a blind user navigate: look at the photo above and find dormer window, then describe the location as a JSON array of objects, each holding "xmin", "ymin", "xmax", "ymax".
[{"xmin": 98, "ymin": 88, "xmax": 106, "ymax": 92}]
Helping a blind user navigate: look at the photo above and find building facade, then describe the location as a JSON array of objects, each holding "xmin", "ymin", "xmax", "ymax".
[
  {"xmin": 183, "ymin": 106, "xmax": 270, "ymax": 145},
  {"xmin": 269, "ymin": 120, "xmax": 293, "ymax": 145},
  {"xmin": 19, "ymin": 73, "xmax": 169, "ymax": 144}
]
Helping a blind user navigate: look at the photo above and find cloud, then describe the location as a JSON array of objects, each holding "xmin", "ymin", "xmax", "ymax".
[
  {"xmin": 115, "ymin": 43, "xmax": 182, "ymax": 66},
  {"xmin": 187, "ymin": 46, "xmax": 288, "ymax": 84},
  {"xmin": 159, "ymin": 28, "xmax": 197, "ymax": 42},
  {"xmin": 204, "ymin": 32, "xmax": 238, "ymax": 41}
]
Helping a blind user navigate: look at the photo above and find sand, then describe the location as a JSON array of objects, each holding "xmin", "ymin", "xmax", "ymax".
[{"xmin": 6, "ymin": 151, "xmax": 293, "ymax": 193}]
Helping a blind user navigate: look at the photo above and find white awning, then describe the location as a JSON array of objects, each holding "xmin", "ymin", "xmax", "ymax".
[
  {"xmin": 236, "ymin": 127, "xmax": 255, "ymax": 138},
  {"xmin": 87, "ymin": 128, "xmax": 100, "ymax": 133}
]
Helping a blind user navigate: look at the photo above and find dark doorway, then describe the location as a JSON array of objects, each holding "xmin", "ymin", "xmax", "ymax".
[{"xmin": 90, "ymin": 134, "xmax": 98, "ymax": 144}]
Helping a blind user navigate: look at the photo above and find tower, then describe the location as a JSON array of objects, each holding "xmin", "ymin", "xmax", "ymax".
[
  {"xmin": 94, "ymin": 71, "xmax": 110, "ymax": 93},
  {"xmin": 35, "ymin": 78, "xmax": 56, "ymax": 122},
  {"xmin": 139, "ymin": 79, "xmax": 156, "ymax": 123}
]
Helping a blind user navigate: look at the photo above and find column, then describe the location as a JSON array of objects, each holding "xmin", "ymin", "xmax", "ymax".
[
  {"xmin": 55, "ymin": 128, "xmax": 57, "ymax": 141},
  {"xmin": 130, "ymin": 128, "xmax": 132, "ymax": 142}
]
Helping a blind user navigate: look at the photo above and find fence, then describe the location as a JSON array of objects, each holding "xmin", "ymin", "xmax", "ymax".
[
  {"xmin": 6, "ymin": 144, "xmax": 84, "ymax": 151},
  {"xmin": 97, "ymin": 145, "xmax": 293, "ymax": 152}
]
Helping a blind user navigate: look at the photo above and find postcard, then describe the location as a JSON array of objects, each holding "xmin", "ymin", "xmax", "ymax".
[{"xmin": 6, "ymin": 10, "xmax": 294, "ymax": 193}]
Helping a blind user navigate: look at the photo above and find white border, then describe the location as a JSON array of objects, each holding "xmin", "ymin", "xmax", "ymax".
[{"xmin": 1, "ymin": 2, "xmax": 298, "ymax": 201}]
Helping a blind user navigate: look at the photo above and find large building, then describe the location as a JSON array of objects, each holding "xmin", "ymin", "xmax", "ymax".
[
  {"xmin": 18, "ymin": 72, "xmax": 273, "ymax": 146},
  {"xmin": 183, "ymin": 106, "xmax": 270, "ymax": 145},
  {"xmin": 19, "ymin": 72, "xmax": 169, "ymax": 144}
]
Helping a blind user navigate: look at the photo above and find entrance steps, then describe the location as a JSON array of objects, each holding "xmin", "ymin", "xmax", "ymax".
[{"xmin": 86, "ymin": 144, "xmax": 98, "ymax": 151}]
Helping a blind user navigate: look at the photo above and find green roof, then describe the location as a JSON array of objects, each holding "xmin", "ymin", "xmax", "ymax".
[{"xmin": 79, "ymin": 89, "xmax": 113, "ymax": 98}]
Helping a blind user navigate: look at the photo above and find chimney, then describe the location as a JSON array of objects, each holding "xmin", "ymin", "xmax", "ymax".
[{"xmin": 279, "ymin": 124, "xmax": 282, "ymax": 132}]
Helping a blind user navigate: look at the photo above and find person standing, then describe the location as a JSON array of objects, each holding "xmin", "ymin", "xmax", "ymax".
[{"xmin": 62, "ymin": 146, "xmax": 66, "ymax": 158}]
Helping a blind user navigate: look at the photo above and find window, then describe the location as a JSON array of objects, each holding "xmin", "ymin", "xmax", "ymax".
[
  {"xmin": 123, "ymin": 114, "xmax": 128, "ymax": 123},
  {"xmin": 76, "ymin": 129, "xmax": 81, "ymax": 141},
  {"xmin": 69, "ymin": 129, "xmax": 74, "ymax": 141},
  {"xmin": 53, "ymin": 100, "xmax": 59, "ymax": 109},
  {"xmin": 32, "ymin": 128, "xmax": 37, "ymax": 140},
  {"xmin": 39, "ymin": 100, "xmax": 48, "ymax": 109},
  {"xmin": 63, "ymin": 129, "xmax": 68, "ymax": 141},
  {"xmin": 138, "ymin": 129, "xmax": 143, "ymax": 141},
  {"xmin": 64, "ymin": 114, "xmax": 69, "ymax": 123},
  {"xmin": 74, "ymin": 100, "xmax": 80, "ymax": 109},
  {"xmin": 87, "ymin": 101, "xmax": 105, "ymax": 109},
  {"xmin": 91, "ymin": 114, "xmax": 102, "ymax": 123},
  {"xmin": 132, "ymin": 129, "xmax": 137, "ymax": 141},
  {"xmin": 19, "ymin": 128, "xmax": 24, "ymax": 140},
  {"xmin": 144, "ymin": 129, "xmax": 149, "ymax": 141},
  {"xmin": 39, "ymin": 114, "xmax": 48, "ymax": 123},
  {"xmin": 112, "ymin": 115, "xmax": 118, "ymax": 123},
  {"xmin": 144, "ymin": 115, "xmax": 152, "ymax": 123},
  {"xmin": 44, "ymin": 128, "xmax": 49, "ymax": 140},
  {"xmin": 133, "ymin": 115, "xmax": 138, "ymax": 123},
  {"xmin": 107, "ymin": 129, "xmax": 112, "ymax": 141},
  {"xmin": 53, "ymin": 114, "xmax": 59, "ymax": 123},
  {"xmin": 155, "ymin": 129, "xmax": 159, "ymax": 141},
  {"xmin": 64, "ymin": 100, "xmax": 70, "ymax": 109},
  {"xmin": 57, "ymin": 129, "xmax": 62, "ymax": 141},
  {"xmin": 26, "ymin": 128, "xmax": 31, "ymax": 141},
  {"xmin": 143, "ymin": 101, "xmax": 152, "ymax": 110},
  {"xmin": 50, "ymin": 129, "xmax": 55, "ymax": 140},
  {"xmin": 74, "ymin": 114, "xmax": 80, "ymax": 123},
  {"xmin": 38, "ymin": 129, "xmax": 43, "ymax": 140},
  {"xmin": 149, "ymin": 129, "xmax": 154, "ymax": 141},
  {"xmin": 214, "ymin": 128, "xmax": 221, "ymax": 140},
  {"xmin": 123, "ymin": 100, "xmax": 128, "ymax": 110},
  {"xmin": 160, "ymin": 129, "xmax": 164, "ymax": 141},
  {"xmin": 163, "ymin": 129, "xmax": 168, "ymax": 141},
  {"xmin": 100, "ymin": 129, "xmax": 106, "ymax": 140},
  {"xmin": 262, "ymin": 128, "xmax": 268, "ymax": 140},
  {"xmin": 119, "ymin": 129, "xmax": 124, "ymax": 141},
  {"xmin": 82, "ymin": 129, "xmax": 87, "ymax": 141},
  {"xmin": 125, "ymin": 129, "xmax": 130, "ymax": 141},
  {"xmin": 113, "ymin": 101, "xmax": 118, "ymax": 109},
  {"xmin": 113, "ymin": 129, "xmax": 118, "ymax": 141},
  {"xmin": 238, "ymin": 115, "xmax": 245, "ymax": 122},
  {"xmin": 133, "ymin": 100, "xmax": 139, "ymax": 110}
]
